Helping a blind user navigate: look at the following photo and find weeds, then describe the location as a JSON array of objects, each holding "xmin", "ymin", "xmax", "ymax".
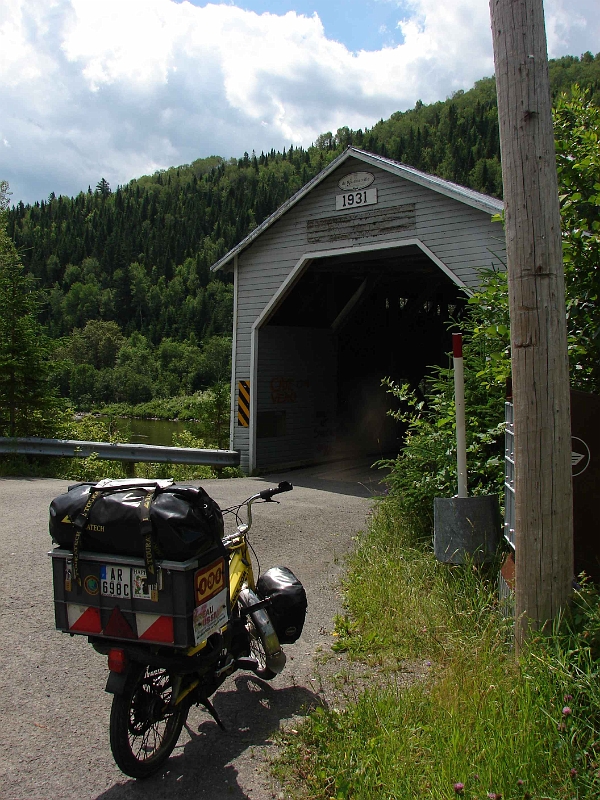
[
  {"xmin": 332, "ymin": 498, "xmax": 505, "ymax": 666},
  {"xmin": 276, "ymin": 501, "xmax": 600, "ymax": 799}
]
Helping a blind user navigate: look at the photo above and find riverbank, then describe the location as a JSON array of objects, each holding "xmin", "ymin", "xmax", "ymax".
[
  {"xmin": 91, "ymin": 387, "xmax": 229, "ymax": 448},
  {"xmin": 92, "ymin": 414, "xmax": 202, "ymax": 447},
  {"xmin": 92, "ymin": 395, "xmax": 207, "ymax": 422}
]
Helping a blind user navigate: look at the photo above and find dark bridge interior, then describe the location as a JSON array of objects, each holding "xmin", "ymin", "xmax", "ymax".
[{"xmin": 266, "ymin": 245, "xmax": 468, "ymax": 458}]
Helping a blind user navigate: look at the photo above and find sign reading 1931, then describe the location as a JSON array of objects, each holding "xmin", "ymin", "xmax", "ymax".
[{"xmin": 336, "ymin": 187, "xmax": 377, "ymax": 211}]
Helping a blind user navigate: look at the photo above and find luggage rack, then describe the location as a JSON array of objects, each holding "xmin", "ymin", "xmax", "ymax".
[
  {"xmin": 49, "ymin": 547, "xmax": 202, "ymax": 571},
  {"xmin": 50, "ymin": 544, "xmax": 227, "ymax": 649}
]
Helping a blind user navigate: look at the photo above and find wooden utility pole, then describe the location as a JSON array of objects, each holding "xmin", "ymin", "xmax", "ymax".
[{"xmin": 489, "ymin": 0, "xmax": 573, "ymax": 649}]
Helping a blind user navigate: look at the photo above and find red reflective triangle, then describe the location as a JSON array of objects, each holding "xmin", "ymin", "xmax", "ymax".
[
  {"xmin": 104, "ymin": 606, "xmax": 137, "ymax": 639},
  {"xmin": 69, "ymin": 605, "xmax": 102, "ymax": 634},
  {"xmin": 138, "ymin": 615, "xmax": 174, "ymax": 644}
]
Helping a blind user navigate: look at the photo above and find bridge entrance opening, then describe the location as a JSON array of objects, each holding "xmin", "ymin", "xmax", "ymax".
[{"xmin": 256, "ymin": 245, "xmax": 467, "ymax": 469}]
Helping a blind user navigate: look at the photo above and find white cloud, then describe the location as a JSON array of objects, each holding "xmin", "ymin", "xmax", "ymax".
[
  {"xmin": 61, "ymin": 0, "xmax": 182, "ymax": 90},
  {"xmin": 544, "ymin": 0, "xmax": 599, "ymax": 57},
  {"xmin": 0, "ymin": 0, "xmax": 598, "ymax": 203}
]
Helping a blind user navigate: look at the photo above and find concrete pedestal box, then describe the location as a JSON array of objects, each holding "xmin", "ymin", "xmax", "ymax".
[{"xmin": 434, "ymin": 495, "xmax": 501, "ymax": 564}]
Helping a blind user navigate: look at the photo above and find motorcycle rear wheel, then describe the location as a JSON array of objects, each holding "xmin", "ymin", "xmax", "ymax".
[{"xmin": 109, "ymin": 664, "xmax": 189, "ymax": 779}]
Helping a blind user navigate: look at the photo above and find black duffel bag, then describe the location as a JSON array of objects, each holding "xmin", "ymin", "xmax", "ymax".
[
  {"xmin": 49, "ymin": 480, "xmax": 224, "ymax": 565},
  {"xmin": 256, "ymin": 566, "xmax": 307, "ymax": 644}
]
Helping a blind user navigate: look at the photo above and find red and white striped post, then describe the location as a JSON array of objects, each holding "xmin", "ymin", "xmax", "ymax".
[
  {"xmin": 434, "ymin": 333, "xmax": 499, "ymax": 566},
  {"xmin": 453, "ymin": 333, "xmax": 467, "ymax": 498}
]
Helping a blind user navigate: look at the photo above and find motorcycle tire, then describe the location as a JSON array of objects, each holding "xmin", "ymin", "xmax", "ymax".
[
  {"xmin": 109, "ymin": 664, "xmax": 189, "ymax": 779},
  {"xmin": 237, "ymin": 596, "xmax": 278, "ymax": 681}
]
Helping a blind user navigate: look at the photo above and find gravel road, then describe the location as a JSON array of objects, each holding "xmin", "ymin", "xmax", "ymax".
[{"xmin": 0, "ymin": 464, "xmax": 380, "ymax": 800}]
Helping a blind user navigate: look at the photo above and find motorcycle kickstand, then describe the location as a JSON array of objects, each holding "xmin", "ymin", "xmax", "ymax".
[{"xmin": 198, "ymin": 697, "xmax": 227, "ymax": 732}]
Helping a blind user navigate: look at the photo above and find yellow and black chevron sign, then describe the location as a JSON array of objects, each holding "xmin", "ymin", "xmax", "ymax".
[{"xmin": 237, "ymin": 380, "xmax": 250, "ymax": 427}]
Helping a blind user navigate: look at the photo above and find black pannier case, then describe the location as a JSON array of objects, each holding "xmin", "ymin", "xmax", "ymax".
[
  {"xmin": 256, "ymin": 566, "xmax": 307, "ymax": 644},
  {"xmin": 49, "ymin": 481, "xmax": 224, "ymax": 561},
  {"xmin": 49, "ymin": 481, "xmax": 228, "ymax": 649}
]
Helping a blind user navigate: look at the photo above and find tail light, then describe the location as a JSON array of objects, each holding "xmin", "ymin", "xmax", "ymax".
[{"xmin": 108, "ymin": 647, "xmax": 127, "ymax": 673}]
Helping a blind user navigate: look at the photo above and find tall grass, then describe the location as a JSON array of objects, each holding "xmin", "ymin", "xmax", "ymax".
[
  {"xmin": 333, "ymin": 499, "xmax": 503, "ymax": 665},
  {"xmin": 276, "ymin": 500, "xmax": 600, "ymax": 799}
]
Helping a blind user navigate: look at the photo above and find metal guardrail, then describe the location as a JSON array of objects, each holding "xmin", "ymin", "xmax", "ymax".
[{"xmin": 0, "ymin": 437, "xmax": 240, "ymax": 468}]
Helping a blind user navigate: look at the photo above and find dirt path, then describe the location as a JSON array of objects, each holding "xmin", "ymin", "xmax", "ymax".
[{"xmin": 0, "ymin": 466, "xmax": 380, "ymax": 800}]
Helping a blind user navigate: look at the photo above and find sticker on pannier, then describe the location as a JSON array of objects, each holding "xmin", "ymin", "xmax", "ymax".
[
  {"xmin": 193, "ymin": 558, "xmax": 228, "ymax": 645},
  {"xmin": 132, "ymin": 568, "xmax": 160, "ymax": 601},
  {"xmin": 192, "ymin": 589, "xmax": 228, "ymax": 645},
  {"xmin": 194, "ymin": 558, "xmax": 226, "ymax": 605}
]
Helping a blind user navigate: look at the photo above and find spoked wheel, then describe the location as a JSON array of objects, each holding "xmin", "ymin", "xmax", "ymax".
[
  {"xmin": 245, "ymin": 617, "xmax": 277, "ymax": 681},
  {"xmin": 236, "ymin": 593, "xmax": 279, "ymax": 681},
  {"xmin": 109, "ymin": 665, "xmax": 189, "ymax": 779}
]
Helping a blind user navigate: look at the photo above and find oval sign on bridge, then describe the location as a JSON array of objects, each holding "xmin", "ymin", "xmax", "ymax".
[{"xmin": 338, "ymin": 171, "xmax": 375, "ymax": 191}]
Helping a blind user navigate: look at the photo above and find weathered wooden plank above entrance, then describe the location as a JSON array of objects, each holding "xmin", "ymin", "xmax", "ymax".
[{"xmin": 307, "ymin": 203, "xmax": 416, "ymax": 243}]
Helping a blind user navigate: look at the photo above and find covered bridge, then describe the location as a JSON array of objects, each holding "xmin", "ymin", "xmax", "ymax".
[{"xmin": 211, "ymin": 147, "xmax": 505, "ymax": 474}]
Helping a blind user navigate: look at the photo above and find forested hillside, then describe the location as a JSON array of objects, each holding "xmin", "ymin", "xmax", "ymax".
[{"xmin": 5, "ymin": 52, "xmax": 599, "ymax": 409}]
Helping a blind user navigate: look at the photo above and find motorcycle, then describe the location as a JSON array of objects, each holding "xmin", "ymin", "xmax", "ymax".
[{"xmin": 50, "ymin": 480, "xmax": 306, "ymax": 779}]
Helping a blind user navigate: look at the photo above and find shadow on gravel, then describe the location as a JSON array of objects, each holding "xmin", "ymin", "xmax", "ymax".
[{"xmin": 95, "ymin": 674, "xmax": 323, "ymax": 800}]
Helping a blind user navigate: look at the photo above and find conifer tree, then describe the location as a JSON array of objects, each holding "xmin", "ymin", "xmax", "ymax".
[
  {"xmin": 0, "ymin": 181, "xmax": 57, "ymax": 436},
  {"xmin": 95, "ymin": 177, "xmax": 111, "ymax": 196}
]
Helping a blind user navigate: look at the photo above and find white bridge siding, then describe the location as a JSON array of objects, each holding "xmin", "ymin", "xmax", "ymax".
[
  {"xmin": 227, "ymin": 153, "xmax": 505, "ymax": 472},
  {"xmin": 256, "ymin": 327, "xmax": 337, "ymax": 470}
]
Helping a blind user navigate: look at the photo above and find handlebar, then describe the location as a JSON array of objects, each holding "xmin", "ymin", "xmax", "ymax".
[
  {"xmin": 222, "ymin": 482, "xmax": 293, "ymax": 541},
  {"xmin": 258, "ymin": 481, "xmax": 293, "ymax": 501}
]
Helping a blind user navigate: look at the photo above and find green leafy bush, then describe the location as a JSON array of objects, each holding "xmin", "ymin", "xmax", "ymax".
[
  {"xmin": 136, "ymin": 429, "xmax": 221, "ymax": 482},
  {"xmin": 381, "ymin": 270, "xmax": 509, "ymax": 537},
  {"xmin": 555, "ymin": 86, "xmax": 600, "ymax": 393},
  {"xmin": 383, "ymin": 86, "xmax": 600, "ymax": 536}
]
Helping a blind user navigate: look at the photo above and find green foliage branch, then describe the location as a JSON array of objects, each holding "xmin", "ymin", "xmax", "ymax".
[
  {"xmin": 555, "ymin": 86, "xmax": 600, "ymax": 391},
  {"xmin": 381, "ymin": 268, "xmax": 510, "ymax": 537}
]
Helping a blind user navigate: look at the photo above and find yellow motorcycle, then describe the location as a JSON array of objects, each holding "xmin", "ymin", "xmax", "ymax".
[{"xmin": 51, "ymin": 480, "xmax": 306, "ymax": 778}]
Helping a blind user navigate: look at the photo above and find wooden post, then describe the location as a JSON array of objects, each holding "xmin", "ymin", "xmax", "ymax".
[{"xmin": 489, "ymin": 0, "xmax": 573, "ymax": 648}]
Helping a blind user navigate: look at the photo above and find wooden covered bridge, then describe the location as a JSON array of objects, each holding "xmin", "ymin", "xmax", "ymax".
[{"xmin": 211, "ymin": 147, "xmax": 505, "ymax": 474}]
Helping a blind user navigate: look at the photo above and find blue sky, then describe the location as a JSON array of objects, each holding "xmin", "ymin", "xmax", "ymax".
[
  {"xmin": 207, "ymin": 0, "xmax": 410, "ymax": 52},
  {"xmin": 1, "ymin": 0, "xmax": 598, "ymax": 205}
]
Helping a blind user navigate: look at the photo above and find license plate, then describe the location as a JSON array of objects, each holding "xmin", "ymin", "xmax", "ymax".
[{"xmin": 100, "ymin": 564, "xmax": 131, "ymax": 598}]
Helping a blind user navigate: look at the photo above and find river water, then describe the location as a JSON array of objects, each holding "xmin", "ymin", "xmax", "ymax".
[{"xmin": 96, "ymin": 416, "xmax": 204, "ymax": 447}]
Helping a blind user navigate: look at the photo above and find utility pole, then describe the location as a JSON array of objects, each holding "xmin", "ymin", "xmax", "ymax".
[{"xmin": 489, "ymin": 0, "xmax": 573, "ymax": 649}]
